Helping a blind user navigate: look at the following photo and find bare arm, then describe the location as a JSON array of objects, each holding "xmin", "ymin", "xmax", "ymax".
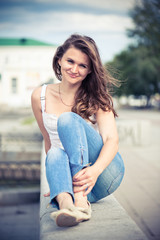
[
  {"xmin": 31, "ymin": 87, "xmax": 51, "ymax": 154},
  {"xmin": 93, "ymin": 108, "xmax": 119, "ymax": 175}
]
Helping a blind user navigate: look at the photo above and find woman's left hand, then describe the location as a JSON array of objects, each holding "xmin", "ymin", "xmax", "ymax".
[
  {"xmin": 44, "ymin": 192, "xmax": 50, "ymax": 197},
  {"xmin": 72, "ymin": 165, "xmax": 100, "ymax": 196}
]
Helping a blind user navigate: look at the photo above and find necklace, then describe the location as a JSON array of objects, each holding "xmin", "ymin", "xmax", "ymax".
[{"xmin": 59, "ymin": 84, "xmax": 74, "ymax": 107}]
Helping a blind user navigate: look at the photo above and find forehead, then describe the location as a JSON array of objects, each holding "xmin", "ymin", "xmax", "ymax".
[{"xmin": 63, "ymin": 47, "xmax": 90, "ymax": 64}]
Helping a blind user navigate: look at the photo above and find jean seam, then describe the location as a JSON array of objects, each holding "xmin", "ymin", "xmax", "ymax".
[{"xmin": 71, "ymin": 113, "xmax": 88, "ymax": 166}]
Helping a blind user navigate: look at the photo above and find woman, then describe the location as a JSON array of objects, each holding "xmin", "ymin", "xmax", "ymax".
[{"xmin": 31, "ymin": 34, "xmax": 125, "ymax": 227}]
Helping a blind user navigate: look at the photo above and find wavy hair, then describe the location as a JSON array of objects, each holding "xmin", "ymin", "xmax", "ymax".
[{"xmin": 53, "ymin": 34, "xmax": 119, "ymax": 123}]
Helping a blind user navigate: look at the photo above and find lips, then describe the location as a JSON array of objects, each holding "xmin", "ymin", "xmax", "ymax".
[{"xmin": 68, "ymin": 73, "xmax": 78, "ymax": 78}]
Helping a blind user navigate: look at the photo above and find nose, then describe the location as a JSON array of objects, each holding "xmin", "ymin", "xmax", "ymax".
[{"xmin": 71, "ymin": 64, "xmax": 78, "ymax": 73}]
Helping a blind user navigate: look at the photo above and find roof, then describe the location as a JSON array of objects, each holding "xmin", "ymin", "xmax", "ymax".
[{"xmin": 0, "ymin": 38, "xmax": 55, "ymax": 46}]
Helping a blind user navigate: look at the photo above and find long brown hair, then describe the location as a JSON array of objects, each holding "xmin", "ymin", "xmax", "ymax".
[{"xmin": 53, "ymin": 34, "xmax": 119, "ymax": 123}]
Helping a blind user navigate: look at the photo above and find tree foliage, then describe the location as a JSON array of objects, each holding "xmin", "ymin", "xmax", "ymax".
[
  {"xmin": 107, "ymin": 0, "xmax": 160, "ymax": 101},
  {"xmin": 127, "ymin": 0, "xmax": 160, "ymax": 56}
]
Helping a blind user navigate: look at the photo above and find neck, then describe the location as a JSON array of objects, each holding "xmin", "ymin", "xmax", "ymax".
[
  {"xmin": 59, "ymin": 81, "xmax": 80, "ymax": 107},
  {"xmin": 60, "ymin": 81, "xmax": 81, "ymax": 96}
]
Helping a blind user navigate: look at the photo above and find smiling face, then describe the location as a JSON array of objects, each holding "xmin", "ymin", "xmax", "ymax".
[{"xmin": 58, "ymin": 47, "xmax": 91, "ymax": 86}]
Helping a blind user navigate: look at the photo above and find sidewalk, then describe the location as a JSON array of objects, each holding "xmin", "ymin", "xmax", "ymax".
[{"xmin": 114, "ymin": 109, "xmax": 160, "ymax": 240}]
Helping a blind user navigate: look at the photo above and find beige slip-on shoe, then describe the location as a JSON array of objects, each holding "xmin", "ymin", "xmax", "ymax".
[
  {"xmin": 50, "ymin": 202, "xmax": 92, "ymax": 227},
  {"xmin": 50, "ymin": 208, "xmax": 79, "ymax": 227},
  {"xmin": 76, "ymin": 201, "xmax": 92, "ymax": 221}
]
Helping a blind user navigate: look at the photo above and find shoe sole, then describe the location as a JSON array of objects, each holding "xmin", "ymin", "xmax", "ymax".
[{"xmin": 56, "ymin": 212, "xmax": 78, "ymax": 227}]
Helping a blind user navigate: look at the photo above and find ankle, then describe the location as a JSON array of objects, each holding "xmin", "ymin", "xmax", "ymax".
[
  {"xmin": 56, "ymin": 192, "xmax": 74, "ymax": 209},
  {"xmin": 74, "ymin": 191, "xmax": 88, "ymax": 208}
]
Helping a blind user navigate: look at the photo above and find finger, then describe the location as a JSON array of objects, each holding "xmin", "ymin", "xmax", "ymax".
[
  {"xmin": 73, "ymin": 170, "xmax": 84, "ymax": 180},
  {"xmin": 73, "ymin": 168, "xmax": 86, "ymax": 180},
  {"xmin": 83, "ymin": 186, "xmax": 92, "ymax": 196},
  {"xmin": 73, "ymin": 173, "xmax": 89, "ymax": 182},
  {"xmin": 44, "ymin": 192, "xmax": 50, "ymax": 197},
  {"xmin": 73, "ymin": 178, "xmax": 89, "ymax": 186},
  {"xmin": 73, "ymin": 185, "xmax": 84, "ymax": 193},
  {"xmin": 73, "ymin": 181, "xmax": 83, "ymax": 186},
  {"xmin": 73, "ymin": 183, "xmax": 90, "ymax": 193}
]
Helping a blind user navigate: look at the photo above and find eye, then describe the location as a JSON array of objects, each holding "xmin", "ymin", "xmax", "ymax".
[
  {"xmin": 67, "ymin": 59, "xmax": 74, "ymax": 64},
  {"xmin": 80, "ymin": 64, "xmax": 87, "ymax": 69}
]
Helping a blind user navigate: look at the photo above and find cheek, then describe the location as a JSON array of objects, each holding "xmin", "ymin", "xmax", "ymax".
[
  {"xmin": 82, "ymin": 69, "xmax": 90, "ymax": 77},
  {"xmin": 61, "ymin": 61, "xmax": 70, "ymax": 70}
]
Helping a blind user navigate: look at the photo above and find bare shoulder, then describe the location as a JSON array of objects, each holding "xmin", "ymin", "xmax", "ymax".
[
  {"xmin": 47, "ymin": 83, "xmax": 59, "ymax": 97},
  {"xmin": 31, "ymin": 86, "xmax": 42, "ymax": 113},
  {"xmin": 96, "ymin": 108, "xmax": 114, "ymax": 120},
  {"xmin": 31, "ymin": 86, "xmax": 42, "ymax": 102},
  {"xmin": 48, "ymin": 83, "xmax": 59, "ymax": 90}
]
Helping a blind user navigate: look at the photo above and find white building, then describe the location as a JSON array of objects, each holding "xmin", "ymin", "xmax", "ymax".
[{"xmin": 0, "ymin": 38, "xmax": 58, "ymax": 107}]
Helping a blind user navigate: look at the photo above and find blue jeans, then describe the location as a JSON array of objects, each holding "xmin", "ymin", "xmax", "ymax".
[{"xmin": 46, "ymin": 112, "xmax": 125, "ymax": 208}]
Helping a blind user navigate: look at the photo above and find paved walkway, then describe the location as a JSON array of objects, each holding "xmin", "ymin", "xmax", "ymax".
[{"xmin": 114, "ymin": 109, "xmax": 160, "ymax": 240}]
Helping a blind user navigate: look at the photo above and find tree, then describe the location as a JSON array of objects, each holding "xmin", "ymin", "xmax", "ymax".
[
  {"xmin": 127, "ymin": 0, "xmax": 160, "ymax": 56},
  {"xmin": 107, "ymin": 0, "xmax": 160, "ymax": 106},
  {"xmin": 107, "ymin": 46, "xmax": 159, "ymax": 100}
]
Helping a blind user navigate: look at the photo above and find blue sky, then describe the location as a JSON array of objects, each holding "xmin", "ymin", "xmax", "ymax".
[{"xmin": 0, "ymin": 0, "xmax": 138, "ymax": 62}]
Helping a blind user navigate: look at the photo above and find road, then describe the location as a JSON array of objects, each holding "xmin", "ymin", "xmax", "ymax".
[{"xmin": 114, "ymin": 109, "xmax": 160, "ymax": 240}]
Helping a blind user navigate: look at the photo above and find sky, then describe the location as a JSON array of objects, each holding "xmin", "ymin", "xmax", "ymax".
[{"xmin": 0, "ymin": 0, "xmax": 139, "ymax": 63}]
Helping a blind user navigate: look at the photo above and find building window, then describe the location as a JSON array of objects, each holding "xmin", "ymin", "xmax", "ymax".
[{"xmin": 11, "ymin": 78, "xmax": 18, "ymax": 94}]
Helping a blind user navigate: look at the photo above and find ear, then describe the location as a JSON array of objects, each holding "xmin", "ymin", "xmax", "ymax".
[{"xmin": 58, "ymin": 59, "xmax": 61, "ymax": 66}]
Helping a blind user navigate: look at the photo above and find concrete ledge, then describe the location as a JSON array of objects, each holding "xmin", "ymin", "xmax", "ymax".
[
  {"xmin": 40, "ymin": 144, "xmax": 148, "ymax": 240},
  {"xmin": 40, "ymin": 196, "xmax": 149, "ymax": 240}
]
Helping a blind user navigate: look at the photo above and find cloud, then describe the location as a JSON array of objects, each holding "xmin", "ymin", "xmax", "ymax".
[
  {"xmin": 65, "ymin": 0, "xmax": 136, "ymax": 13},
  {"xmin": 0, "ymin": 0, "xmax": 137, "ymax": 18},
  {"xmin": 0, "ymin": 0, "xmax": 136, "ymax": 61},
  {"xmin": 33, "ymin": 0, "xmax": 136, "ymax": 12},
  {"xmin": 0, "ymin": 9, "xmax": 133, "ymax": 33},
  {"xmin": 0, "ymin": 0, "xmax": 134, "ymax": 33}
]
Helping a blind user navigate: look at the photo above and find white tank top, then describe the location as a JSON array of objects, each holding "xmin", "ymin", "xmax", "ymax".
[{"xmin": 41, "ymin": 84, "xmax": 98, "ymax": 150}]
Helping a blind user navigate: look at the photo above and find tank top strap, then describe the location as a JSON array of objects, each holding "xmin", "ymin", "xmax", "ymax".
[{"xmin": 41, "ymin": 84, "xmax": 47, "ymax": 113}]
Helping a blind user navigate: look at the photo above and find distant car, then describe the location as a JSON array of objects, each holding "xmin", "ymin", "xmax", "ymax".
[{"xmin": 128, "ymin": 95, "xmax": 147, "ymax": 107}]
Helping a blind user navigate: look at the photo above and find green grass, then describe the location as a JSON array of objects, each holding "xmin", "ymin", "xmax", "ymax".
[{"xmin": 21, "ymin": 117, "xmax": 35, "ymax": 125}]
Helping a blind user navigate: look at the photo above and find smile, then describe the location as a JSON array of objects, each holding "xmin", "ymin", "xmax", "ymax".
[{"xmin": 68, "ymin": 73, "xmax": 78, "ymax": 78}]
